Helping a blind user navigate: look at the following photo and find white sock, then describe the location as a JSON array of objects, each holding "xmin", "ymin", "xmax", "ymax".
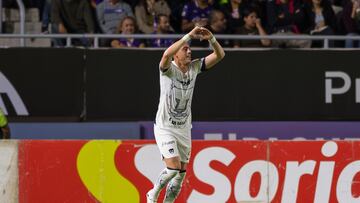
[
  {"xmin": 148, "ymin": 168, "xmax": 179, "ymax": 200},
  {"xmin": 164, "ymin": 170, "xmax": 186, "ymax": 203}
]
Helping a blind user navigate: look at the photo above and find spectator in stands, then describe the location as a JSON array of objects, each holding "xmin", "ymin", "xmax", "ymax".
[
  {"xmin": 267, "ymin": 0, "xmax": 312, "ymax": 48},
  {"xmin": 0, "ymin": 108, "xmax": 10, "ymax": 139},
  {"xmin": 96, "ymin": 0, "xmax": 134, "ymax": 34},
  {"xmin": 165, "ymin": 0, "xmax": 187, "ymax": 33},
  {"xmin": 149, "ymin": 14, "xmax": 175, "ymax": 47},
  {"xmin": 341, "ymin": 0, "xmax": 360, "ymax": 47},
  {"xmin": 187, "ymin": 9, "xmax": 239, "ymax": 48},
  {"xmin": 181, "ymin": 0, "xmax": 213, "ymax": 33},
  {"xmin": 96, "ymin": 0, "xmax": 134, "ymax": 46},
  {"xmin": 41, "ymin": 0, "xmax": 51, "ymax": 33},
  {"xmin": 190, "ymin": 9, "xmax": 230, "ymax": 47},
  {"xmin": 220, "ymin": 0, "xmax": 248, "ymax": 34},
  {"xmin": 234, "ymin": 7, "xmax": 271, "ymax": 47},
  {"xmin": 51, "ymin": 0, "xmax": 95, "ymax": 47},
  {"xmin": 111, "ymin": 16, "xmax": 146, "ymax": 48},
  {"xmin": 135, "ymin": 0, "xmax": 171, "ymax": 34},
  {"xmin": 303, "ymin": 0, "xmax": 337, "ymax": 47},
  {"xmin": 207, "ymin": 9, "xmax": 234, "ymax": 47}
]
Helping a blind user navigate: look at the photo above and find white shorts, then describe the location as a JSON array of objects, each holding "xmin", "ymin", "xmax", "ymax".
[{"xmin": 154, "ymin": 124, "xmax": 191, "ymax": 163}]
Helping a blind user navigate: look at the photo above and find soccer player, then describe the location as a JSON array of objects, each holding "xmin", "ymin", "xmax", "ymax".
[
  {"xmin": 0, "ymin": 107, "xmax": 11, "ymax": 139},
  {"xmin": 147, "ymin": 26, "xmax": 225, "ymax": 203}
]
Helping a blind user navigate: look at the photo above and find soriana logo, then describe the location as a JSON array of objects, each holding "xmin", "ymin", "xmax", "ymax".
[{"xmin": 19, "ymin": 140, "xmax": 360, "ymax": 203}]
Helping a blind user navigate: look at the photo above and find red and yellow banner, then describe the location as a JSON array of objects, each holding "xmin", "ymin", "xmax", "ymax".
[{"xmin": 18, "ymin": 140, "xmax": 360, "ymax": 203}]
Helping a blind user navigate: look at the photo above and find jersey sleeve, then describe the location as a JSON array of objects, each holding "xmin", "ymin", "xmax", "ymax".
[
  {"xmin": 159, "ymin": 63, "xmax": 174, "ymax": 77},
  {"xmin": 0, "ymin": 108, "xmax": 8, "ymax": 128},
  {"xmin": 192, "ymin": 57, "xmax": 206, "ymax": 74}
]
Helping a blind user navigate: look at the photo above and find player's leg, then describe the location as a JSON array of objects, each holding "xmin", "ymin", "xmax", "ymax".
[
  {"xmin": 163, "ymin": 162, "xmax": 187, "ymax": 203},
  {"xmin": 147, "ymin": 157, "xmax": 181, "ymax": 203},
  {"xmin": 164, "ymin": 136, "xmax": 191, "ymax": 203},
  {"xmin": 147, "ymin": 127, "xmax": 182, "ymax": 203}
]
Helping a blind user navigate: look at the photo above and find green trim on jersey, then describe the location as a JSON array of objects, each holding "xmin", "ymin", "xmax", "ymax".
[{"xmin": 0, "ymin": 108, "xmax": 7, "ymax": 127}]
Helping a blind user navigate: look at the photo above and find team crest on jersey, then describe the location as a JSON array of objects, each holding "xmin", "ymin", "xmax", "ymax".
[{"xmin": 176, "ymin": 78, "xmax": 192, "ymax": 86}]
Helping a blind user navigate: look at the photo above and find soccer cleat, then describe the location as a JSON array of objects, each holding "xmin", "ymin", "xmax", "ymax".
[{"xmin": 146, "ymin": 190, "xmax": 157, "ymax": 203}]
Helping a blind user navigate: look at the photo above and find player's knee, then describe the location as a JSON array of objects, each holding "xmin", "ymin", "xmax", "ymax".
[
  {"xmin": 164, "ymin": 157, "xmax": 181, "ymax": 170},
  {"xmin": 166, "ymin": 167, "xmax": 179, "ymax": 179}
]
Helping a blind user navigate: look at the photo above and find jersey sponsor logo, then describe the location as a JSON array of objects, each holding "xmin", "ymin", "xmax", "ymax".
[
  {"xmin": 0, "ymin": 71, "xmax": 29, "ymax": 115},
  {"xmin": 171, "ymin": 120, "xmax": 186, "ymax": 126}
]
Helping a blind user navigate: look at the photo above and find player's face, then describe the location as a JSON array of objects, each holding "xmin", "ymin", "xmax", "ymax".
[{"xmin": 175, "ymin": 44, "xmax": 192, "ymax": 64}]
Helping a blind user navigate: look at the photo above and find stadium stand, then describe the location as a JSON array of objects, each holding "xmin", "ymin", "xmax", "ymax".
[
  {"xmin": 0, "ymin": 0, "xmax": 360, "ymax": 48},
  {"xmin": 0, "ymin": 7, "xmax": 51, "ymax": 47}
]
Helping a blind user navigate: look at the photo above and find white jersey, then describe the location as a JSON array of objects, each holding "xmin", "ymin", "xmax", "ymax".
[{"xmin": 155, "ymin": 58, "xmax": 205, "ymax": 130}]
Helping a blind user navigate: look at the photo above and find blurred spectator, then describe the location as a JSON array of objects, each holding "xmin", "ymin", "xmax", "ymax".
[
  {"xmin": 189, "ymin": 9, "xmax": 234, "ymax": 47},
  {"xmin": 41, "ymin": 0, "xmax": 51, "ymax": 33},
  {"xmin": 123, "ymin": 0, "xmax": 139, "ymax": 8},
  {"xmin": 303, "ymin": 0, "xmax": 337, "ymax": 47},
  {"xmin": 89, "ymin": 0, "xmax": 97, "ymax": 8},
  {"xmin": 165, "ymin": 0, "xmax": 187, "ymax": 33},
  {"xmin": 96, "ymin": 0, "xmax": 134, "ymax": 34},
  {"xmin": 207, "ymin": 9, "xmax": 233, "ymax": 47},
  {"xmin": 234, "ymin": 7, "xmax": 271, "ymax": 47},
  {"xmin": 190, "ymin": 9, "xmax": 231, "ymax": 47},
  {"xmin": 96, "ymin": 0, "xmax": 134, "ymax": 46},
  {"xmin": 149, "ymin": 14, "xmax": 175, "ymax": 47},
  {"xmin": 111, "ymin": 16, "xmax": 146, "ymax": 48},
  {"xmin": 220, "ymin": 0, "xmax": 248, "ymax": 33},
  {"xmin": 267, "ymin": 0, "xmax": 312, "ymax": 48},
  {"xmin": 0, "ymin": 108, "xmax": 10, "ymax": 139},
  {"xmin": 51, "ymin": 0, "xmax": 95, "ymax": 47},
  {"xmin": 250, "ymin": 0, "xmax": 268, "ymax": 28},
  {"xmin": 135, "ymin": 0, "xmax": 171, "ymax": 34},
  {"xmin": 341, "ymin": 0, "xmax": 360, "ymax": 47},
  {"xmin": 181, "ymin": 0, "xmax": 213, "ymax": 33}
]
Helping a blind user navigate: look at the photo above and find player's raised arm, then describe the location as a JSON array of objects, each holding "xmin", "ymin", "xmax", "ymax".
[
  {"xmin": 200, "ymin": 27, "xmax": 225, "ymax": 70},
  {"xmin": 159, "ymin": 26, "xmax": 202, "ymax": 71}
]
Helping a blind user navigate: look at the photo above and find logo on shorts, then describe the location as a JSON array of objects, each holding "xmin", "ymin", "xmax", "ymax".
[
  {"xmin": 169, "ymin": 148, "xmax": 174, "ymax": 154},
  {"xmin": 162, "ymin": 140, "xmax": 175, "ymax": 147}
]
